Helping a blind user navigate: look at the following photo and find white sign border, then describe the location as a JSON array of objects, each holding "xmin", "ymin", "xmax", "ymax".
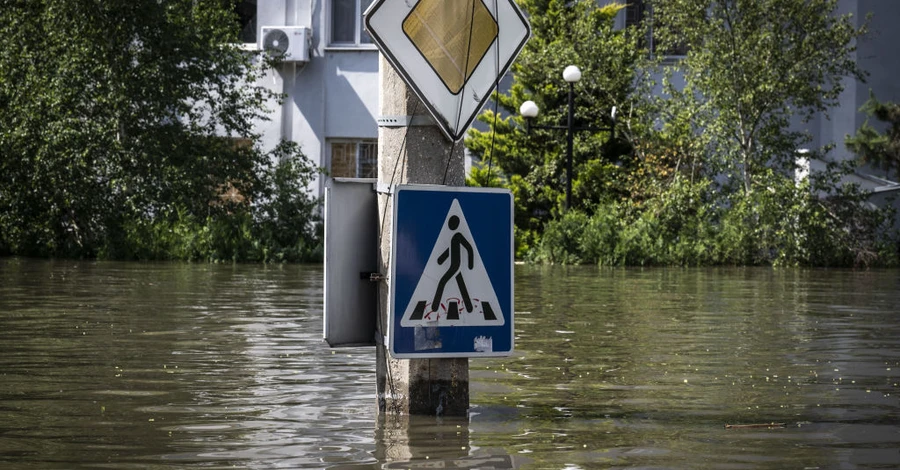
[
  {"xmin": 365, "ymin": 0, "xmax": 531, "ymax": 141},
  {"xmin": 389, "ymin": 184, "xmax": 515, "ymax": 359}
]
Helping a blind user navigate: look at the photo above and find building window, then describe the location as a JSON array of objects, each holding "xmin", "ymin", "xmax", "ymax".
[
  {"xmin": 236, "ymin": 0, "xmax": 257, "ymax": 44},
  {"xmin": 625, "ymin": 0, "xmax": 647, "ymax": 31},
  {"xmin": 331, "ymin": 0, "xmax": 374, "ymax": 46},
  {"xmin": 330, "ymin": 140, "xmax": 378, "ymax": 178},
  {"xmin": 625, "ymin": 0, "xmax": 689, "ymax": 57}
]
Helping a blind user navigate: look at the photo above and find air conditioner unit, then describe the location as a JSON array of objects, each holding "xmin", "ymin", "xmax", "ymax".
[{"xmin": 261, "ymin": 26, "xmax": 311, "ymax": 62}]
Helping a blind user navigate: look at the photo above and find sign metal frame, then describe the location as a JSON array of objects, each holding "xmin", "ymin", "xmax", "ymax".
[{"xmin": 389, "ymin": 185, "xmax": 514, "ymax": 358}]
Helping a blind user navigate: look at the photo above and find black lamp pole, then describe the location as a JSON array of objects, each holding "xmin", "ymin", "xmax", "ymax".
[
  {"xmin": 566, "ymin": 81, "xmax": 575, "ymax": 210},
  {"xmin": 520, "ymin": 70, "xmax": 615, "ymax": 212}
]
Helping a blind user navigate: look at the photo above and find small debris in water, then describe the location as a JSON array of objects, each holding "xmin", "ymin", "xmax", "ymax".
[{"xmin": 724, "ymin": 422, "xmax": 786, "ymax": 429}]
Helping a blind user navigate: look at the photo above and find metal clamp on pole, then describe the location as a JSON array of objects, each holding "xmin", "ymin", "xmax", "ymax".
[
  {"xmin": 360, "ymin": 272, "xmax": 386, "ymax": 282},
  {"xmin": 377, "ymin": 115, "xmax": 435, "ymax": 127},
  {"xmin": 374, "ymin": 182, "xmax": 393, "ymax": 195}
]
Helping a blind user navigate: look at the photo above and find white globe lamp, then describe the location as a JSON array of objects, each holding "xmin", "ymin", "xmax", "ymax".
[
  {"xmin": 562, "ymin": 65, "xmax": 582, "ymax": 83},
  {"xmin": 519, "ymin": 100, "xmax": 539, "ymax": 118}
]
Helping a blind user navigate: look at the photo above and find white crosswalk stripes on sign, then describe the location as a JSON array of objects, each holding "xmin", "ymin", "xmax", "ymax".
[{"xmin": 400, "ymin": 199, "xmax": 504, "ymax": 327}]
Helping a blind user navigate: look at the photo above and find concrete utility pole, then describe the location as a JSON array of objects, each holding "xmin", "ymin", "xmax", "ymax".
[{"xmin": 376, "ymin": 56, "xmax": 469, "ymax": 416}]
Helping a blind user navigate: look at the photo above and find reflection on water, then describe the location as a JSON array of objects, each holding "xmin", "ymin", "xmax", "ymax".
[
  {"xmin": 473, "ymin": 267, "xmax": 900, "ymax": 469},
  {"xmin": 1, "ymin": 259, "xmax": 898, "ymax": 469}
]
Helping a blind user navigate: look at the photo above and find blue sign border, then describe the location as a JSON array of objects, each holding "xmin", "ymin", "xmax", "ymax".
[{"xmin": 389, "ymin": 185, "xmax": 514, "ymax": 358}]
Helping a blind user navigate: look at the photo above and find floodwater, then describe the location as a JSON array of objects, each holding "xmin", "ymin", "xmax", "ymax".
[{"xmin": 1, "ymin": 258, "xmax": 898, "ymax": 469}]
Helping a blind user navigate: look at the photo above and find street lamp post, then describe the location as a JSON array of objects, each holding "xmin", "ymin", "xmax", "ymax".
[
  {"xmin": 563, "ymin": 65, "xmax": 580, "ymax": 212},
  {"xmin": 519, "ymin": 65, "xmax": 616, "ymax": 211}
]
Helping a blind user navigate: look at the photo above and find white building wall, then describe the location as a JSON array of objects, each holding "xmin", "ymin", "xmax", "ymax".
[
  {"xmin": 322, "ymin": 52, "xmax": 379, "ymax": 137},
  {"xmin": 250, "ymin": 0, "xmax": 380, "ymax": 198}
]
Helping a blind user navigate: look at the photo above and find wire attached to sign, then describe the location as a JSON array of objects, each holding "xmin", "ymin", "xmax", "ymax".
[
  {"xmin": 441, "ymin": 0, "xmax": 504, "ymax": 186},
  {"xmin": 374, "ymin": 97, "xmax": 423, "ymax": 409},
  {"xmin": 440, "ymin": 0, "xmax": 482, "ymax": 186},
  {"xmin": 485, "ymin": 0, "xmax": 502, "ymax": 185}
]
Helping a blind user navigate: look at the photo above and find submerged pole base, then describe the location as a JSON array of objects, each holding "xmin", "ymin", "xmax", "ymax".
[{"xmin": 377, "ymin": 356, "xmax": 469, "ymax": 416}]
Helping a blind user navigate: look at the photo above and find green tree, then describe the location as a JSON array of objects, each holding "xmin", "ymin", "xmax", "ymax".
[
  {"xmin": 649, "ymin": 0, "xmax": 867, "ymax": 195},
  {"xmin": 0, "ymin": 0, "xmax": 319, "ymax": 261},
  {"xmin": 465, "ymin": 0, "xmax": 641, "ymax": 256},
  {"xmin": 465, "ymin": 0, "xmax": 896, "ymax": 266},
  {"xmin": 846, "ymin": 93, "xmax": 900, "ymax": 181},
  {"xmin": 596, "ymin": 0, "xmax": 896, "ymax": 268}
]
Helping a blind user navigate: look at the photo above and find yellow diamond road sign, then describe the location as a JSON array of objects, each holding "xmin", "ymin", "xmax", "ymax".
[
  {"xmin": 403, "ymin": 0, "xmax": 499, "ymax": 95},
  {"xmin": 365, "ymin": 0, "xmax": 531, "ymax": 141}
]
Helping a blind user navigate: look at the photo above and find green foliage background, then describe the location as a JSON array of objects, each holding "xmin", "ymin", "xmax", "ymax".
[
  {"xmin": 846, "ymin": 94, "xmax": 900, "ymax": 181},
  {"xmin": 467, "ymin": 0, "xmax": 639, "ymax": 258},
  {"xmin": 466, "ymin": 0, "xmax": 899, "ymax": 267},
  {"xmin": 0, "ymin": 0, "xmax": 321, "ymax": 262},
  {"xmin": 4, "ymin": 0, "xmax": 896, "ymax": 266}
]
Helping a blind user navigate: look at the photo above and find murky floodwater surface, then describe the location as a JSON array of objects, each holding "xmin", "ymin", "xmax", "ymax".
[{"xmin": 1, "ymin": 258, "xmax": 898, "ymax": 469}]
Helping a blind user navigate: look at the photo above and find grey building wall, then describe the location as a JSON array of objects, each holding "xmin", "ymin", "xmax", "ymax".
[{"xmin": 822, "ymin": 0, "xmax": 900, "ymax": 167}]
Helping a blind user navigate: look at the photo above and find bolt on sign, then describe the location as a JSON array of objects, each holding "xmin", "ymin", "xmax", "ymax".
[{"xmin": 365, "ymin": 0, "xmax": 531, "ymax": 141}]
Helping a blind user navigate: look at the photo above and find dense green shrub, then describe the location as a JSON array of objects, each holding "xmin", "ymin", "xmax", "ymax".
[
  {"xmin": 0, "ymin": 0, "xmax": 322, "ymax": 262},
  {"xmin": 531, "ymin": 210, "xmax": 591, "ymax": 265},
  {"xmin": 530, "ymin": 171, "xmax": 898, "ymax": 268},
  {"xmin": 97, "ymin": 147, "xmax": 322, "ymax": 263}
]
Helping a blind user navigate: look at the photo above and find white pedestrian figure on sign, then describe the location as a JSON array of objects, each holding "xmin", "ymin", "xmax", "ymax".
[{"xmin": 431, "ymin": 215, "xmax": 474, "ymax": 314}]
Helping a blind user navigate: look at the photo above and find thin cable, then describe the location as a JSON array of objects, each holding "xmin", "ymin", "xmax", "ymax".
[
  {"xmin": 441, "ymin": 139, "xmax": 458, "ymax": 185},
  {"xmin": 454, "ymin": 0, "xmax": 480, "ymax": 135},
  {"xmin": 376, "ymin": 98, "xmax": 420, "ymax": 405},
  {"xmin": 374, "ymin": 285, "xmax": 396, "ymax": 405},
  {"xmin": 484, "ymin": 0, "xmax": 502, "ymax": 185},
  {"xmin": 485, "ymin": 94, "xmax": 499, "ymax": 185},
  {"xmin": 440, "ymin": 0, "xmax": 481, "ymax": 186},
  {"xmin": 378, "ymin": 99, "xmax": 417, "ymax": 241}
]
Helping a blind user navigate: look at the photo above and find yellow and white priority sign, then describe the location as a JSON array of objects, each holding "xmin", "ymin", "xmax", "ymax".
[{"xmin": 365, "ymin": 0, "xmax": 531, "ymax": 141}]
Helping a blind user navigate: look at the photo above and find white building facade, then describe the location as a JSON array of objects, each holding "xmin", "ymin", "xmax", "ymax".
[{"xmin": 238, "ymin": 0, "xmax": 381, "ymax": 198}]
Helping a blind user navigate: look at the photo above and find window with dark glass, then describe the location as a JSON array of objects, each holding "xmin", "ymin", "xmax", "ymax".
[
  {"xmin": 331, "ymin": 0, "xmax": 373, "ymax": 46},
  {"xmin": 625, "ymin": 0, "xmax": 689, "ymax": 57},
  {"xmin": 330, "ymin": 140, "xmax": 378, "ymax": 178},
  {"xmin": 236, "ymin": 0, "xmax": 257, "ymax": 44}
]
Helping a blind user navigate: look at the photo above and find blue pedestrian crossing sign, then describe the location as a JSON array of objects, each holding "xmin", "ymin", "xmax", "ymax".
[{"xmin": 390, "ymin": 185, "xmax": 514, "ymax": 358}]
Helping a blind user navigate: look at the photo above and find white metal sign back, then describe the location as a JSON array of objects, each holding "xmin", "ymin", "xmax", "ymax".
[{"xmin": 365, "ymin": 0, "xmax": 531, "ymax": 141}]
